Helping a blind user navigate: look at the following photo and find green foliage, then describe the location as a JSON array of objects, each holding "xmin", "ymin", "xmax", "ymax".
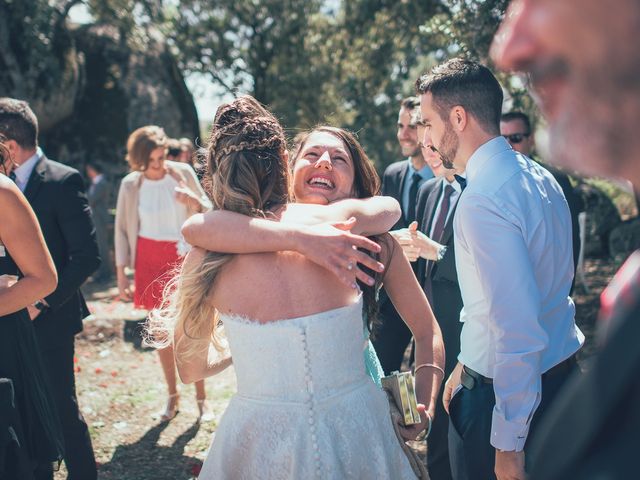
[
  {"xmin": 0, "ymin": 0, "xmax": 73, "ymax": 95},
  {"xmin": 421, "ymin": 0, "xmax": 509, "ymax": 62},
  {"xmin": 164, "ymin": 0, "xmax": 448, "ymax": 169},
  {"xmin": 585, "ymin": 178, "xmax": 638, "ymax": 220},
  {"xmin": 167, "ymin": 0, "xmax": 329, "ymax": 131},
  {"xmin": 421, "ymin": 0, "xmax": 539, "ymax": 128},
  {"xmin": 321, "ymin": 1, "xmax": 444, "ymax": 168},
  {"xmin": 162, "ymin": 0, "xmax": 518, "ymax": 170},
  {"xmin": 2, "ymin": 0, "xmax": 516, "ymax": 171}
]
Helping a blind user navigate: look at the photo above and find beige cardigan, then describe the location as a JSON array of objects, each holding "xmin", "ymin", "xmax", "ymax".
[{"xmin": 114, "ymin": 160, "xmax": 211, "ymax": 268}]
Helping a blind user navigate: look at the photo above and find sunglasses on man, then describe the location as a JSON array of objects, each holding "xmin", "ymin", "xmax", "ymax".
[{"xmin": 503, "ymin": 133, "xmax": 530, "ymax": 144}]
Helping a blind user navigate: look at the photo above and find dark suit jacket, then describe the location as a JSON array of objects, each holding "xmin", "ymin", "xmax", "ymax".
[
  {"xmin": 25, "ymin": 155, "xmax": 100, "ymax": 349},
  {"xmin": 382, "ymin": 159, "xmax": 412, "ymax": 230},
  {"xmin": 529, "ymin": 260, "xmax": 640, "ymax": 479},
  {"xmin": 415, "ymin": 177, "xmax": 463, "ymax": 373}
]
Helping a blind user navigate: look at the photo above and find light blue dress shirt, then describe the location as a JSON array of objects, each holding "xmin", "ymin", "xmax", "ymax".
[
  {"xmin": 401, "ymin": 161, "xmax": 434, "ymax": 218},
  {"xmin": 454, "ymin": 136, "xmax": 584, "ymax": 451}
]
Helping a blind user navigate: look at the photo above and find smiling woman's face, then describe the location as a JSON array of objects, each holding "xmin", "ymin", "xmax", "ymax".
[{"xmin": 292, "ymin": 131, "xmax": 356, "ymax": 205}]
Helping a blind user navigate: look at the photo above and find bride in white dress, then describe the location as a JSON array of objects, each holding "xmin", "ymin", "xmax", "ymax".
[{"xmin": 151, "ymin": 96, "xmax": 444, "ymax": 479}]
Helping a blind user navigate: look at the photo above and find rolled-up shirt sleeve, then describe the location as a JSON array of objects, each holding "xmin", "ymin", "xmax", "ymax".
[{"xmin": 457, "ymin": 194, "xmax": 549, "ymax": 451}]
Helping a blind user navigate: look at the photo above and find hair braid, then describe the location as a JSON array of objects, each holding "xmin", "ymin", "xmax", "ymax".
[{"xmin": 149, "ymin": 96, "xmax": 291, "ymax": 358}]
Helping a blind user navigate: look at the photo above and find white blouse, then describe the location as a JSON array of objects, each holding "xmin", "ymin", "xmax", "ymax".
[{"xmin": 138, "ymin": 174, "xmax": 189, "ymax": 242}]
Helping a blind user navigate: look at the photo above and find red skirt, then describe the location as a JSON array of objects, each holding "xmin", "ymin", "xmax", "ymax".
[{"xmin": 134, "ymin": 236, "xmax": 182, "ymax": 310}]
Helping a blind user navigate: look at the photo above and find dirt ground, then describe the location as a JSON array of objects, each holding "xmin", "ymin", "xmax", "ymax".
[{"xmin": 52, "ymin": 258, "xmax": 618, "ymax": 480}]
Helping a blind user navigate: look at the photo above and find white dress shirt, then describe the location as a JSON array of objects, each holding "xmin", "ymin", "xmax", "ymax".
[
  {"xmin": 11, "ymin": 148, "xmax": 42, "ymax": 192},
  {"xmin": 454, "ymin": 136, "xmax": 584, "ymax": 451}
]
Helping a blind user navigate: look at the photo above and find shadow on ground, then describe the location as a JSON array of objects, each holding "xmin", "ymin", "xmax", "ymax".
[{"xmin": 97, "ymin": 421, "xmax": 204, "ymax": 479}]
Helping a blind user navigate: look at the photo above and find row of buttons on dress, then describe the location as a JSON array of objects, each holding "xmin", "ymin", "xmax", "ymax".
[{"xmin": 300, "ymin": 327, "xmax": 322, "ymax": 479}]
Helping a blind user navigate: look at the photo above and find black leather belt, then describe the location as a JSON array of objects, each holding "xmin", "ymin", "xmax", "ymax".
[
  {"xmin": 460, "ymin": 366, "xmax": 492, "ymax": 390},
  {"xmin": 460, "ymin": 356, "xmax": 577, "ymax": 391}
]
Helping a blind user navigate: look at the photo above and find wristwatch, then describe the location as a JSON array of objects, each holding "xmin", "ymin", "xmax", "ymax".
[{"xmin": 435, "ymin": 244, "xmax": 447, "ymax": 262}]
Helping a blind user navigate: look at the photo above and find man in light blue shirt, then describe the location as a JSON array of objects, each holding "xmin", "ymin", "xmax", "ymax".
[{"xmin": 416, "ymin": 58, "xmax": 583, "ymax": 480}]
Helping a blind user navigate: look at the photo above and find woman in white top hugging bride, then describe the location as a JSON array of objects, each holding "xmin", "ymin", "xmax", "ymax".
[
  {"xmin": 114, "ymin": 125, "xmax": 211, "ymax": 421},
  {"xmin": 151, "ymin": 96, "xmax": 445, "ymax": 479}
]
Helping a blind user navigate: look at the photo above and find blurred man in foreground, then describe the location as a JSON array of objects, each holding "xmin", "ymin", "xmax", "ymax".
[{"xmin": 492, "ymin": 1, "xmax": 640, "ymax": 478}]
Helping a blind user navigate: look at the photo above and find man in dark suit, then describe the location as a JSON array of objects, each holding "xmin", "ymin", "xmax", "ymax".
[
  {"xmin": 493, "ymin": 0, "xmax": 640, "ymax": 478},
  {"xmin": 409, "ymin": 118, "xmax": 463, "ymax": 480},
  {"xmin": 86, "ymin": 161, "xmax": 113, "ymax": 283},
  {"xmin": 0, "ymin": 98, "xmax": 100, "ymax": 480},
  {"xmin": 373, "ymin": 96, "xmax": 434, "ymax": 373}
]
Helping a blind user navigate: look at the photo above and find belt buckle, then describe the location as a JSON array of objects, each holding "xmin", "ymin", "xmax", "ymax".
[{"xmin": 460, "ymin": 367, "xmax": 476, "ymax": 390}]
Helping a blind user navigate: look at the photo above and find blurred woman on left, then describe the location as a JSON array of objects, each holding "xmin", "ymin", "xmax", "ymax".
[
  {"xmin": 0, "ymin": 136, "xmax": 64, "ymax": 479},
  {"xmin": 114, "ymin": 126, "xmax": 212, "ymax": 421}
]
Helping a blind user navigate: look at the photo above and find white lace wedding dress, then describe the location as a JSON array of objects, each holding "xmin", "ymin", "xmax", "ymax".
[{"xmin": 199, "ymin": 295, "xmax": 416, "ymax": 479}]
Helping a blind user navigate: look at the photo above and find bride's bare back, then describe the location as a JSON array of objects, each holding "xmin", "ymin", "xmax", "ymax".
[
  {"xmin": 210, "ymin": 250, "xmax": 359, "ymax": 324},
  {"xmin": 207, "ymin": 203, "xmax": 360, "ymax": 322}
]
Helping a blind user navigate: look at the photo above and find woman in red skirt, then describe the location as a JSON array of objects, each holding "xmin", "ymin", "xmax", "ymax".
[{"xmin": 114, "ymin": 126, "xmax": 212, "ymax": 421}]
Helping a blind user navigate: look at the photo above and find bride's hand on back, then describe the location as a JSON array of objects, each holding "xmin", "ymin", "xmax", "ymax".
[{"xmin": 295, "ymin": 218, "xmax": 386, "ymax": 288}]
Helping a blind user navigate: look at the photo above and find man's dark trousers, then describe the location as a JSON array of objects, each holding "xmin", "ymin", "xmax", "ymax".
[
  {"xmin": 448, "ymin": 362, "xmax": 578, "ymax": 480},
  {"xmin": 34, "ymin": 340, "xmax": 97, "ymax": 479}
]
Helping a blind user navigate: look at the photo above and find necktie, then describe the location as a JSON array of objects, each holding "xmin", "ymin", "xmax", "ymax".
[
  {"xmin": 454, "ymin": 174, "xmax": 466, "ymax": 191},
  {"xmin": 431, "ymin": 185, "xmax": 455, "ymax": 243},
  {"xmin": 423, "ymin": 185, "xmax": 455, "ymax": 303},
  {"xmin": 406, "ymin": 172, "xmax": 421, "ymax": 224}
]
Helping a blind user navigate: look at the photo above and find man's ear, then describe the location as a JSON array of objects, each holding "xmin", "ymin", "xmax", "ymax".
[
  {"xmin": 449, "ymin": 106, "xmax": 468, "ymax": 132},
  {"xmin": 4, "ymin": 139, "xmax": 18, "ymax": 157}
]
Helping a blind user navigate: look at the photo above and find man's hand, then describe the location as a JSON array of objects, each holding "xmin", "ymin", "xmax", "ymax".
[
  {"xmin": 390, "ymin": 222, "xmax": 421, "ymax": 262},
  {"xmin": 495, "ymin": 450, "xmax": 526, "ymax": 480},
  {"xmin": 296, "ymin": 218, "xmax": 385, "ymax": 288},
  {"xmin": 443, "ymin": 361, "xmax": 463, "ymax": 414},
  {"xmin": 390, "ymin": 222, "xmax": 445, "ymax": 262}
]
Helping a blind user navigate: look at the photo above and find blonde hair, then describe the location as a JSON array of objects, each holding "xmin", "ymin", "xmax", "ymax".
[
  {"xmin": 148, "ymin": 96, "xmax": 289, "ymax": 358},
  {"xmin": 125, "ymin": 125, "xmax": 167, "ymax": 171}
]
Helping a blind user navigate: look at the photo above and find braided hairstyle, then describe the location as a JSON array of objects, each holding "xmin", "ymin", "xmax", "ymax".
[
  {"xmin": 203, "ymin": 95, "xmax": 290, "ymax": 214},
  {"xmin": 149, "ymin": 96, "xmax": 291, "ymax": 357}
]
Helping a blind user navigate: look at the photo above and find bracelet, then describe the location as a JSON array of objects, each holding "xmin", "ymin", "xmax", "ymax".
[
  {"xmin": 414, "ymin": 363, "xmax": 445, "ymax": 378},
  {"xmin": 435, "ymin": 244, "xmax": 447, "ymax": 262},
  {"xmin": 416, "ymin": 411, "xmax": 433, "ymax": 441}
]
